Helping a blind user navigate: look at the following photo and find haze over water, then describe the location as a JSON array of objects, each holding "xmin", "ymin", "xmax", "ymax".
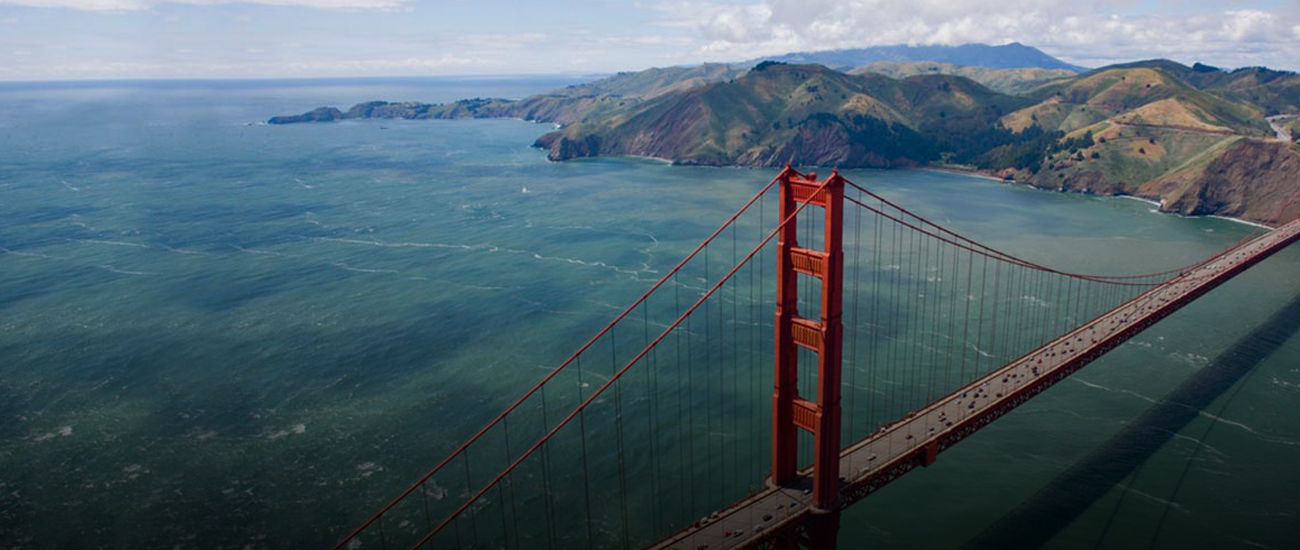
[{"xmin": 1, "ymin": 78, "xmax": 1298, "ymax": 549}]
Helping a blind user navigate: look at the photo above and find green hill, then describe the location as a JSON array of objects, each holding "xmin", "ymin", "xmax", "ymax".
[
  {"xmin": 1194, "ymin": 67, "xmax": 1300, "ymax": 116},
  {"xmin": 269, "ymin": 57, "xmax": 1300, "ymax": 225},
  {"xmin": 850, "ymin": 61, "xmax": 1076, "ymax": 95},
  {"xmin": 535, "ymin": 62, "xmax": 1032, "ymax": 167},
  {"xmin": 1056, "ymin": 60, "xmax": 1300, "ymax": 117},
  {"xmin": 1005, "ymin": 67, "xmax": 1269, "ymax": 136},
  {"xmin": 984, "ymin": 65, "xmax": 1286, "ymax": 218},
  {"xmin": 554, "ymin": 63, "xmax": 746, "ymax": 100}
]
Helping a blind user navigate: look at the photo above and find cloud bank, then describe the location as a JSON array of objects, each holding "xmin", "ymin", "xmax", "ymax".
[
  {"xmin": 0, "ymin": 0, "xmax": 413, "ymax": 10},
  {"xmin": 1, "ymin": 0, "xmax": 1297, "ymax": 79},
  {"xmin": 656, "ymin": 0, "xmax": 1300, "ymax": 70}
]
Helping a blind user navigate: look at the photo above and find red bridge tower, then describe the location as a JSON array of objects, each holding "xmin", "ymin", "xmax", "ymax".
[{"xmin": 772, "ymin": 167, "xmax": 845, "ymax": 516}]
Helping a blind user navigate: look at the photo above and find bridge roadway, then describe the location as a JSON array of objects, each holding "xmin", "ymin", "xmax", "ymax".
[{"xmin": 647, "ymin": 218, "xmax": 1300, "ymax": 550}]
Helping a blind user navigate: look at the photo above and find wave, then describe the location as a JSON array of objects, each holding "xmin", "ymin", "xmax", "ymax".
[
  {"xmin": 1119, "ymin": 485, "xmax": 1192, "ymax": 516},
  {"xmin": 230, "ymin": 244, "xmax": 300, "ymax": 258},
  {"xmin": 0, "ymin": 247, "xmax": 65, "ymax": 260},
  {"xmin": 405, "ymin": 276, "xmax": 516, "ymax": 291},
  {"xmin": 317, "ymin": 237, "xmax": 649, "ymax": 276},
  {"xmin": 160, "ymin": 245, "xmax": 212, "ymax": 256},
  {"xmin": 100, "ymin": 265, "xmax": 159, "ymax": 276},
  {"xmin": 1070, "ymin": 377, "xmax": 1157, "ymax": 404},
  {"xmin": 1021, "ymin": 295, "xmax": 1050, "ymax": 308},
  {"xmin": 72, "ymin": 238, "xmax": 149, "ymax": 248},
  {"xmin": 316, "ymin": 237, "xmax": 477, "ymax": 251},
  {"xmin": 966, "ymin": 342, "xmax": 994, "ymax": 358},
  {"xmin": 1271, "ymin": 377, "xmax": 1300, "ymax": 390},
  {"xmin": 332, "ymin": 263, "xmax": 398, "ymax": 274}
]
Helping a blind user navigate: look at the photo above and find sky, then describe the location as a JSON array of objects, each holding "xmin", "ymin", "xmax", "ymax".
[{"xmin": 1, "ymin": 0, "xmax": 1298, "ymax": 80}]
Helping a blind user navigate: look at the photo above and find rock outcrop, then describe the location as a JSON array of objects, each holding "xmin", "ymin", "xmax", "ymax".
[
  {"xmin": 268, "ymin": 107, "xmax": 344, "ymax": 124},
  {"xmin": 1142, "ymin": 139, "xmax": 1300, "ymax": 225}
]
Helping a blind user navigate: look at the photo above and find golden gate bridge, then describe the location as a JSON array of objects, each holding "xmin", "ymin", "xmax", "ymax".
[{"xmin": 329, "ymin": 167, "xmax": 1300, "ymax": 550}]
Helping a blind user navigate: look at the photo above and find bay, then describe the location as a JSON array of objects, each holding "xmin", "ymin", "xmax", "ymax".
[{"xmin": 1, "ymin": 78, "xmax": 1297, "ymax": 549}]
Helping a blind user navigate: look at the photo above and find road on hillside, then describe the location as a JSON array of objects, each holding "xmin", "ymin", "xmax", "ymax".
[{"xmin": 1266, "ymin": 114, "xmax": 1295, "ymax": 141}]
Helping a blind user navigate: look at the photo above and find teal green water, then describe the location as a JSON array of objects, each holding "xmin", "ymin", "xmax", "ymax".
[{"xmin": 1, "ymin": 79, "xmax": 1298, "ymax": 549}]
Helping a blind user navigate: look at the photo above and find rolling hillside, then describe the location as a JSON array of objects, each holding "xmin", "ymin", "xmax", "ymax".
[
  {"xmin": 535, "ymin": 62, "xmax": 1032, "ymax": 167},
  {"xmin": 850, "ymin": 61, "xmax": 1076, "ymax": 95},
  {"xmin": 553, "ymin": 63, "xmax": 747, "ymax": 100},
  {"xmin": 1003, "ymin": 67, "xmax": 1269, "ymax": 135},
  {"xmin": 269, "ymin": 52, "xmax": 1300, "ymax": 224},
  {"xmin": 984, "ymin": 63, "xmax": 1299, "ymax": 223}
]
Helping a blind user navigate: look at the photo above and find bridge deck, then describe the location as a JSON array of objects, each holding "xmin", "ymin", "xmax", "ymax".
[{"xmin": 647, "ymin": 219, "xmax": 1300, "ymax": 550}]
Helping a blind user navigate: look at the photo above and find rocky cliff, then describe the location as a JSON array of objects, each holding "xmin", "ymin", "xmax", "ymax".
[{"xmin": 1142, "ymin": 139, "xmax": 1300, "ymax": 225}]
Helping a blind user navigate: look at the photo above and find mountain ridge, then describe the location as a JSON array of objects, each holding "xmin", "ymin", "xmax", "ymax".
[
  {"xmin": 744, "ymin": 43, "xmax": 1087, "ymax": 72},
  {"xmin": 534, "ymin": 63, "xmax": 1032, "ymax": 168},
  {"xmin": 267, "ymin": 49, "xmax": 1300, "ymax": 225}
]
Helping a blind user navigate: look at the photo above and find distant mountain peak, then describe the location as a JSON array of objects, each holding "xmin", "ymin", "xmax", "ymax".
[{"xmin": 742, "ymin": 43, "xmax": 1087, "ymax": 73}]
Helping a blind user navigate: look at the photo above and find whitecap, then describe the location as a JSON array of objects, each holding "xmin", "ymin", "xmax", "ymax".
[
  {"xmin": 967, "ymin": 343, "xmax": 994, "ymax": 358},
  {"xmin": 1070, "ymin": 377, "xmax": 1157, "ymax": 404},
  {"xmin": 101, "ymin": 265, "xmax": 159, "ymax": 276},
  {"xmin": 332, "ymin": 263, "xmax": 398, "ymax": 274},
  {"xmin": 74, "ymin": 238, "xmax": 149, "ymax": 248},
  {"xmin": 1021, "ymin": 295, "xmax": 1050, "ymax": 307}
]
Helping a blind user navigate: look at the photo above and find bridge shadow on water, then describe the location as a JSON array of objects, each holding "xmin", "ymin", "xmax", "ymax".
[{"xmin": 958, "ymin": 292, "xmax": 1300, "ymax": 550}]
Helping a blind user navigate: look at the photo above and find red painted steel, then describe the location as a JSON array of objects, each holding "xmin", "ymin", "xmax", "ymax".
[
  {"xmin": 836, "ymin": 216, "xmax": 1300, "ymax": 509},
  {"xmin": 772, "ymin": 167, "xmax": 845, "ymax": 509},
  {"xmin": 772, "ymin": 167, "xmax": 801, "ymax": 486},
  {"xmin": 401, "ymin": 176, "xmax": 835, "ymax": 550},
  {"xmin": 790, "ymin": 247, "xmax": 827, "ymax": 277},
  {"xmin": 791, "ymin": 318, "xmax": 822, "ymax": 350},
  {"xmin": 334, "ymin": 163, "xmax": 1298, "ymax": 550},
  {"xmin": 646, "ymin": 177, "xmax": 1299, "ymax": 550}
]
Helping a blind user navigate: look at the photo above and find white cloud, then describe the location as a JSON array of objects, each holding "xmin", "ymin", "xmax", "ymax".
[
  {"xmin": 1, "ymin": 0, "xmax": 147, "ymax": 10},
  {"xmin": 3, "ymin": 0, "xmax": 1297, "ymax": 79},
  {"xmin": 0, "ymin": 53, "xmax": 484, "ymax": 79},
  {"xmin": 1221, "ymin": 9, "xmax": 1278, "ymax": 42},
  {"xmin": 0, "ymin": 0, "xmax": 414, "ymax": 11},
  {"xmin": 654, "ymin": 0, "xmax": 1300, "ymax": 70}
]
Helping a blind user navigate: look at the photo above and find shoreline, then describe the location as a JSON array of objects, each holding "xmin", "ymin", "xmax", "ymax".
[
  {"xmin": 915, "ymin": 165, "xmax": 1272, "ymax": 229},
  {"xmin": 1209, "ymin": 215, "xmax": 1274, "ymax": 229},
  {"xmin": 1112, "ymin": 194, "xmax": 1162, "ymax": 208},
  {"xmin": 920, "ymin": 166, "xmax": 1008, "ymax": 183},
  {"xmin": 626, "ymin": 154, "xmax": 675, "ymax": 165}
]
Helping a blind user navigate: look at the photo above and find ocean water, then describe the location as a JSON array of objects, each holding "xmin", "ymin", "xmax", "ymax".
[{"xmin": 1, "ymin": 78, "xmax": 1298, "ymax": 549}]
